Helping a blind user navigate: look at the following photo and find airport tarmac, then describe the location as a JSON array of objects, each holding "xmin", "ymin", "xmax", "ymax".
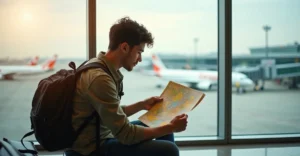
[{"xmin": 0, "ymin": 62, "xmax": 300, "ymax": 141}]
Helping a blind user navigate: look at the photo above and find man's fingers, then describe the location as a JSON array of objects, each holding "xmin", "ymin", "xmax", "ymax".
[
  {"xmin": 176, "ymin": 114, "xmax": 183, "ymax": 118},
  {"xmin": 155, "ymin": 96, "xmax": 163, "ymax": 101},
  {"xmin": 176, "ymin": 114, "xmax": 185, "ymax": 118},
  {"xmin": 180, "ymin": 115, "xmax": 188, "ymax": 120}
]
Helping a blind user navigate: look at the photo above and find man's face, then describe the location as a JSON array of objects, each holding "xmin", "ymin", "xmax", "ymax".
[{"xmin": 123, "ymin": 43, "xmax": 145, "ymax": 71}]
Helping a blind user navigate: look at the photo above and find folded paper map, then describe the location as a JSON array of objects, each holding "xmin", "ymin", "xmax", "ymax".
[{"xmin": 139, "ymin": 81, "xmax": 206, "ymax": 127}]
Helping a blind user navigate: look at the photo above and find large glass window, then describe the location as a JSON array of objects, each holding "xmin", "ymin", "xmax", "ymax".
[
  {"xmin": 97, "ymin": 0, "xmax": 218, "ymax": 137},
  {"xmin": 232, "ymin": 0, "xmax": 300, "ymax": 135},
  {"xmin": 0, "ymin": 0, "xmax": 86, "ymax": 140}
]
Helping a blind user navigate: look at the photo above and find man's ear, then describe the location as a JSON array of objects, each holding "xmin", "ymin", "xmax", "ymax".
[{"xmin": 120, "ymin": 42, "xmax": 129, "ymax": 53}]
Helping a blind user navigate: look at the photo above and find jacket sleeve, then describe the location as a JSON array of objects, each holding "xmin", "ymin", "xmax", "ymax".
[{"xmin": 87, "ymin": 73, "xmax": 145, "ymax": 145}]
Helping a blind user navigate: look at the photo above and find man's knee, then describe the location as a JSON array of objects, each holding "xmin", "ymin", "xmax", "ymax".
[{"xmin": 159, "ymin": 141, "xmax": 179, "ymax": 156}]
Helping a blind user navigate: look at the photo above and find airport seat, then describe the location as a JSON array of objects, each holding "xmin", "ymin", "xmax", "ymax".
[
  {"xmin": 63, "ymin": 150, "xmax": 105, "ymax": 156},
  {"xmin": 63, "ymin": 150, "xmax": 83, "ymax": 156}
]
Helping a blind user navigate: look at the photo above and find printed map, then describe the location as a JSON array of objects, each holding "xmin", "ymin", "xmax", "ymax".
[{"xmin": 139, "ymin": 81, "xmax": 205, "ymax": 127}]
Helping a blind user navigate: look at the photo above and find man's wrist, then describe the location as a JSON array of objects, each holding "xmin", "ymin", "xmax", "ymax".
[
  {"xmin": 164, "ymin": 123, "xmax": 175, "ymax": 133},
  {"xmin": 137, "ymin": 100, "xmax": 145, "ymax": 111}
]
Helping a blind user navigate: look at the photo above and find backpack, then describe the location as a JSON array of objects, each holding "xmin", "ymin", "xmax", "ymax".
[
  {"xmin": 21, "ymin": 60, "xmax": 124, "ymax": 152},
  {"xmin": 0, "ymin": 138, "xmax": 38, "ymax": 156}
]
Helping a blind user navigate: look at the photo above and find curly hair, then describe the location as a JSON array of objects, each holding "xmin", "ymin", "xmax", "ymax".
[{"xmin": 108, "ymin": 16, "xmax": 154, "ymax": 50}]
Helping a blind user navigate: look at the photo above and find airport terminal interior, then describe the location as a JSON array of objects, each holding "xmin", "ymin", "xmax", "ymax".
[{"xmin": 0, "ymin": 0, "xmax": 300, "ymax": 155}]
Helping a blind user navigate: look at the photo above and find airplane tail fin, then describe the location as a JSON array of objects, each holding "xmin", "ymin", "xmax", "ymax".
[
  {"xmin": 152, "ymin": 53, "xmax": 167, "ymax": 73},
  {"xmin": 151, "ymin": 53, "xmax": 167, "ymax": 76},
  {"xmin": 42, "ymin": 54, "xmax": 58, "ymax": 70},
  {"xmin": 27, "ymin": 56, "xmax": 39, "ymax": 66}
]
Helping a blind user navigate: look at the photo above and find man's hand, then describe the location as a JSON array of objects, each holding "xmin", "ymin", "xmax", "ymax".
[
  {"xmin": 141, "ymin": 96, "xmax": 163, "ymax": 111},
  {"xmin": 169, "ymin": 114, "xmax": 188, "ymax": 133}
]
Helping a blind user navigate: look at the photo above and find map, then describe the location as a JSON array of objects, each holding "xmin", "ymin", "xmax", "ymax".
[{"xmin": 139, "ymin": 81, "xmax": 206, "ymax": 127}]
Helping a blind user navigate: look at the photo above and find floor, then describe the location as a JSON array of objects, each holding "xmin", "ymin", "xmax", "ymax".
[
  {"xmin": 39, "ymin": 143, "xmax": 300, "ymax": 156},
  {"xmin": 179, "ymin": 143, "xmax": 300, "ymax": 156}
]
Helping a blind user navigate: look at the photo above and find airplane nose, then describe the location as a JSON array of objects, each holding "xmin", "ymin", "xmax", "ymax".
[{"xmin": 247, "ymin": 79, "xmax": 254, "ymax": 85}]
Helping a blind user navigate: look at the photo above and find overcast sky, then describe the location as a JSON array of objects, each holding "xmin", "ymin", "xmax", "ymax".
[{"xmin": 0, "ymin": 0, "xmax": 299, "ymax": 59}]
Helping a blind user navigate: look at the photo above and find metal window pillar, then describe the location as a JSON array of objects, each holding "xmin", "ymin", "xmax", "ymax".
[
  {"xmin": 87, "ymin": 0, "xmax": 96, "ymax": 60},
  {"xmin": 218, "ymin": 0, "xmax": 232, "ymax": 143}
]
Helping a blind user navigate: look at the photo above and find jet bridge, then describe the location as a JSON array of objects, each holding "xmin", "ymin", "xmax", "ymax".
[{"xmin": 234, "ymin": 59, "xmax": 300, "ymax": 90}]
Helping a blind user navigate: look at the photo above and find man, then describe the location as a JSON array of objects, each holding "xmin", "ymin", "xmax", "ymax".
[{"xmin": 69, "ymin": 17, "xmax": 188, "ymax": 156}]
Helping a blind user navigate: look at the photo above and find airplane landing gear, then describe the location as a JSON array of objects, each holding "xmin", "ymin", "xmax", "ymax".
[
  {"xmin": 260, "ymin": 86, "xmax": 264, "ymax": 91},
  {"xmin": 3, "ymin": 75, "xmax": 14, "ymax": 80},
  {"xmin": 288, "ymin": 77, "xmax": 299, "ymax": 89},
  {"xmin": 260, "ymin": 79, "xmax": 265, "ymax": 90},
  {"xmin": 253, "ymin": 79, "xmax": 265, "ymax": 91},
  {"xmin": 236, "ymin": 87, "xmax": 246, "ymax": 94}
]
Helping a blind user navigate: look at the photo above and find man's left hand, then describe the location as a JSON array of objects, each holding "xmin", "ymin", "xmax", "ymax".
[{"xmin": 140, "ymin": 96, "xmax": 163, "ymax": 111}]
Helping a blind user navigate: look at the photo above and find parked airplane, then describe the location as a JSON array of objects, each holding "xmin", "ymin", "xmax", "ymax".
[
  {"xmin": 0, "ymin": 55, "xmax": 57, "ymax": 80},
  {"xmin": 0, "ymin": 56, "xmax": 39, "ymax": 66},
  {"xmin": 151, "ymin": 54, "xmax": 254, "ymax": 93},
  {"xmin": 27, "ymin": 56, "xmax": 39, "ymax": 66}
]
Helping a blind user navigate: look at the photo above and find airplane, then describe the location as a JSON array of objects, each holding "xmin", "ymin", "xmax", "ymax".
[
  {"xmin": 27, "ymin": 56, "xmax": 40, "ymax": 66},
  {"xmin": 133, "ymin": 58, "xmax": 156, "ymax": 76},
  {"xmin": 0, "ymin": 55, "xmax": 57, "ymax": 80},
  {"xmin": 151, "ymin": 53, "xmax": 254, "ymax": 93},
  {"xmin": 0, "ymin": 56, "xmax": 39, "ymax": 66}
]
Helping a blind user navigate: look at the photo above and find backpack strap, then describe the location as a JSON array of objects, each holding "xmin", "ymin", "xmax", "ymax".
[
  {"xmin": 95, "ymin": 111, "xmax": 100, "ymax": 154},
  {"xmin": 20, "ymin": 131, "xmax": 35, "ymax": 150},
  {"xmin": 75, "ymin": 62, "xmax": 111, "ymax": 78},
  {"xmin": 76, "ymin": 62, "xmax": 124, "ymax": 98},
  {"xmin": 74, "ymin": 111, "xmax": 98, "ymax": 138},
  {"xmin": 68, "ymin": 60, "xmax": 88, "ymax": 71}
]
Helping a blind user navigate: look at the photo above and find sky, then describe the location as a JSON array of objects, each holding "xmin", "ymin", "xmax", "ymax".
[{"xmin": 0, "ymin": 0, "xmax": 299, "ymax": 59}]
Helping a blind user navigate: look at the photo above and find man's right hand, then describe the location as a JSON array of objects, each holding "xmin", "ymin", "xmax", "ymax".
[
  {"xmin": 169, "ymin": 114, "xmax": 188, "ymax": 132},
  {"xmin": 142, "ymin": 113, "xmax": 188, "ymax": 142}
]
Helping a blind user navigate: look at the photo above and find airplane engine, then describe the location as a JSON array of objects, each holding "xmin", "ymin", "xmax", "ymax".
[
  {"xmin": 196, "ymin": 81, "xmax": 212, "ymax": 90},
  {"xmin": 0, "ymin": 73, "xmax": 15, "ymax": 80}
]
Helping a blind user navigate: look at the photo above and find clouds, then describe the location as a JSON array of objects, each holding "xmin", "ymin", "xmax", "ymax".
[
  {"xmin": 0, "ymin": 0, "xmax": 87, "ymax": 58},
  {"xmin": 0, "ymin": 0, "xmax": 299, "ymax": 58},
  {"xmin": 97, "ymin": 3, "xmax": 218, "ymax": 56}
]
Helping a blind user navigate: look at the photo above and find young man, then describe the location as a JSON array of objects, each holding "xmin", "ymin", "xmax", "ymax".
[{"xmin": 69, "ymin": 17, "xmax": 188, "ymax": 156}]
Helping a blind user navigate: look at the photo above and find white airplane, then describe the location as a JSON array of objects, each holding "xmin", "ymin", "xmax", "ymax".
[
  {"xmin": 0, "ymin": 56, "xmax": 39, "ymax": 66},
  {"xmin": 27, "ymin": 56, "xmax": 40, "ymax": 66},
  {"xmin": 151, "ymin": 54, "xmax": 254, "ymax": 92},
  {"xmin": 0, "ymin": 55, "xmax": 57, "ymax": 80}
]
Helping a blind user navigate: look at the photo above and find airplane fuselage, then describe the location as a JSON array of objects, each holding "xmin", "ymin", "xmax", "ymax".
[{"xmin": 155, "ymin": 69, "xmax": 254, "ymax": 90}]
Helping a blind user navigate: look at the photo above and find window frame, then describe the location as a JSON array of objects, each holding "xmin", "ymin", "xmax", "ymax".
[{"xmin": 89, "ymin": 0, "xmax": 300, "ymax": 146}]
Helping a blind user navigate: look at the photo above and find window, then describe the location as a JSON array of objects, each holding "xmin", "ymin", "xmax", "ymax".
[
  {"xmin": 232, "ymin": 0, "xmax": 300, "ymax": 136},
  {"xmin": 0, "ymin": 0, "xmax": 86, "ymax": 140},
  {"xmin": 1, "ymin": 0, "xmax": 299, "ymax": 149},
  {"xmin": 97, "ymin": 0, "xmax": 218, "ymax": 137}
]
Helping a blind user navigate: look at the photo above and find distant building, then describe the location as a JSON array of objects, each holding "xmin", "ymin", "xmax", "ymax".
[
  {"xmin": 157, "ymin": 43, "xmax": 300, "ymax": 70},
  {"xmin": 250, "ymin": 42, "xmax": 300, "ymax": 56}
]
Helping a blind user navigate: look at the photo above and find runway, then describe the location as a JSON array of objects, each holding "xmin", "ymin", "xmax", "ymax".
[{"xmin": 1, "ymin": 62, "xmax": 300, "ymax": 141}]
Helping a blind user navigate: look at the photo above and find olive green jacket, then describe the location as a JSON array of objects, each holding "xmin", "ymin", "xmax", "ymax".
[{"xmin": 70, "ymin": 52, "xmax": 145, "ymax": 155}]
